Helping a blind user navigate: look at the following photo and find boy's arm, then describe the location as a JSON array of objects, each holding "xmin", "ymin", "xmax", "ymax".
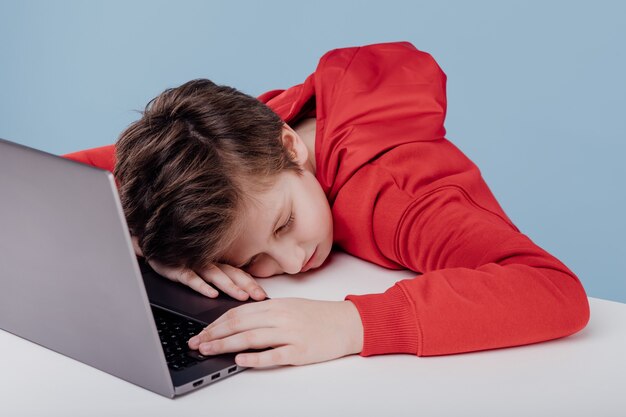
[
  {"xmin": 61, "ymin": 144, "xmax": 117, "ymax": 173},
  {"xmin": 344, "ymin": 184, "xmax": 591, "ymax": 357}
]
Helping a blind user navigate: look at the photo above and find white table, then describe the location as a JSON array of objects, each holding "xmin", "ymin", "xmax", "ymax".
[{"xmin": 1, "ymin": 251, "xmax": 624, "ymax": 416}]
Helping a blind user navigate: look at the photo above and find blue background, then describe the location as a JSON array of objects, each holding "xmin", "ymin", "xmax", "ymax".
[{"xmin": 1, "ymin": 0, "xmax": 624, "ymax": 303}]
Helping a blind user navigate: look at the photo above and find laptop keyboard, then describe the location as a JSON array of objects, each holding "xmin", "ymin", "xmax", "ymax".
[{"xmin": 151, "ymin": 306, "xmax": 212, "ymax": 371}]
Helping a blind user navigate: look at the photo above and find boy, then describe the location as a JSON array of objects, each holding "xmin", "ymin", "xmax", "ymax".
[{"xmin": 63, "ymin": 41, "xmax": 590, "ymax": 369}]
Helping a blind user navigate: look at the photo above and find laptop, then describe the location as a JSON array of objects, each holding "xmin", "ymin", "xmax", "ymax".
[{"xmin": 0, "ymin": 137, "xmax": 267, "ymax": 398}]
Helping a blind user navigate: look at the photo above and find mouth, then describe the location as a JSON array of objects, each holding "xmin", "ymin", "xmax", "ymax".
[{"xmin": 301, "ymin": 246, "xmax": 318, "ymax": 272}]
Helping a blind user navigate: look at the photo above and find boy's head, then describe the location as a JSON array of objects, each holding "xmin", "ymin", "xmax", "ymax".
[{"xmin": 113, "ymin": 79, "xmax": 333, "ymax": 277}]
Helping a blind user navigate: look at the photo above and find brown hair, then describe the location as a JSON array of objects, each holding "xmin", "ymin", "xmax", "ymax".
[{"xmin": 113, "ymin": 79, "xmax": 303, "ymax": 271}]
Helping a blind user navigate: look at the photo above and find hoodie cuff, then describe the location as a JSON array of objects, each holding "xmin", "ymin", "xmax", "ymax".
[{"xmin": 345, "ymin": 284, "xmax": 420, "ymax": 357}]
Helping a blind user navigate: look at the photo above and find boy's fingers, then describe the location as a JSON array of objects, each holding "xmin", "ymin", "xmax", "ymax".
[
  {"xmin": 176, "ymin": 269, "xmax": 218, "ymax": 298},
  {"xmin": 187, "ymin": 276, "xmax": 219, "ymax": 298},
  {"xmin": 219, "ymin": 264, "xmax": 267, "ymax": 300},
  {"xmin": 235, "ymin": 345, "xmax": 294, "ymax": 368},
  {"xmin": 146, "ymin": 260, "xmax": 219, "ymax": 298},
  {"xmin": 149, "ymin": 260, "xmax": 261, "ymax": 301},
  {"xmin": 198, "ymin": 265, "xmax": 250, "ymax": 301}
]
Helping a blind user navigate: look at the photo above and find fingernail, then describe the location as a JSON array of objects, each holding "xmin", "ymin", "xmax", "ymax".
[
  {"xmin": 254, "ymin": 289, "xmax": 265, "ymax": 298},
  {"xmin": 188, "ymin": 336, "xmax": 199, "ymax": 345}
]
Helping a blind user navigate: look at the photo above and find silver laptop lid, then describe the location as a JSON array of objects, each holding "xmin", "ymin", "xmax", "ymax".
[{"xmin": 0, "ymin": 138, "xmax": 175, "ymax": 398}]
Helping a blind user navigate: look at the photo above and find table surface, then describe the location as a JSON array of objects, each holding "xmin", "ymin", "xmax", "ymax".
[{"xmin": 1, "ymin": 250, "xmax": 624, "ymax": 417}]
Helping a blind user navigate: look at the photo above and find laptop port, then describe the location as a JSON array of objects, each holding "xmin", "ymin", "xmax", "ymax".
[
  {"xmin": 211, "ymin": 372, "xmax": 221, "ymax": 380},
  {"xmin": 228, "ymin": 366, "xmax": 237, "ymax": 374},
  {"xmin": 193, "ymin": 379, "xmax": 204, "ymax": 387}
]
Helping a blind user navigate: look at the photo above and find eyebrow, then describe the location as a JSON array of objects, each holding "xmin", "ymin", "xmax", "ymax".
[{"xmin": 233, "ymin": 194, "xmax": 286, "ymax": 268}]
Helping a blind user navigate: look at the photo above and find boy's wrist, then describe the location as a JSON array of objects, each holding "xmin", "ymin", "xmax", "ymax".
[{"xmin": 342, "ymin": 300, "xmax": 364, "ymax": 355}]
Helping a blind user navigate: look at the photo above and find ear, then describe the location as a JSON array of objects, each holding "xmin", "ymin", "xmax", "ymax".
[{"xmin": 280, "ymin": 123, "xmax": 309, "ymax": 166}]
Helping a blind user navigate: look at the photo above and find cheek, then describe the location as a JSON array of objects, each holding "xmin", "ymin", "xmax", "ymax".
[
  {"xmin": 312, "ymin": 190, "xmax": 333, "ymax": 237},
  {"xmin": 301, "ymin": 193, "xmax": 331, "ymax": 237}
]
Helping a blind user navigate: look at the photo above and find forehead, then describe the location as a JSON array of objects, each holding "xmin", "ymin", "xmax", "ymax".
[{"xmin": 241, "ymin": 185, "xmax": 284, "ymax": 228}]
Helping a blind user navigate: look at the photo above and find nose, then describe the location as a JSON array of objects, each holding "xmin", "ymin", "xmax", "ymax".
[{"xmin": 270, "ymin": 241, "xmax": 306, "ymax": 274}]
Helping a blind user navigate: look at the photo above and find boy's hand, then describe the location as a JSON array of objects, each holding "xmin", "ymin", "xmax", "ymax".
[
  {"xmin": 131, "ymin": 235, "xmax": 267, "ymax": 301},
  {"xmin": 187, "ymin": 298, "xmax": 364, "ymax": 368},
  {"xmin": 146, "ymin": 257, "xmax": 267, "ymax": 302}
]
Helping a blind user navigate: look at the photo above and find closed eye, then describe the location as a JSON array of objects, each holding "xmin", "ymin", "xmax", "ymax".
[
  {"xmin": 277, "ymin": 213, "xmax": 295, "ymax": 234},
  {"xmin": 240, "ymin": 213, "xmax": 295, "ymax": 269}
]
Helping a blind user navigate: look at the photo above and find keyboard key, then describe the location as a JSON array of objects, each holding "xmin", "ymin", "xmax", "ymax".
[
  {"xmin": 187, "ymin": 351, "xmax": 210, "ymax": 361},
  {"xmin": 169, "ymin": 363, "xmax": 184, "ymax": 371}
]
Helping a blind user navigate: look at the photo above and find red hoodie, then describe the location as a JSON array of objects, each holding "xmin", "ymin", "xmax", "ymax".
[{"xmin": 63, "ymin": 41, "xmax": 590, "ymax": 358}]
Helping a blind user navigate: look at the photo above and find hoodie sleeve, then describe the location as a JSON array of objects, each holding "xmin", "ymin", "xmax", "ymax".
[
  {"xmin": 313, "ymin": 41, "xmax": 591, "ymax": 357},
  {"xmin": 61, "ymin": 144, "xmax": 117, "ymax": 173},
  {"xmin": 344, "ymin": 179, "xmax": 591, "ymax": 357},
  {"xmin": 61, "ymin": 145, "xmax": 115, "ymax": 172}
]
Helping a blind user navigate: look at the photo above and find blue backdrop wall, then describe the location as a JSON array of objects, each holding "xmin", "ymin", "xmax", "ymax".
[{"xmin": 1, "ymin": 0, "xmax": 624, "ymax": 303}]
